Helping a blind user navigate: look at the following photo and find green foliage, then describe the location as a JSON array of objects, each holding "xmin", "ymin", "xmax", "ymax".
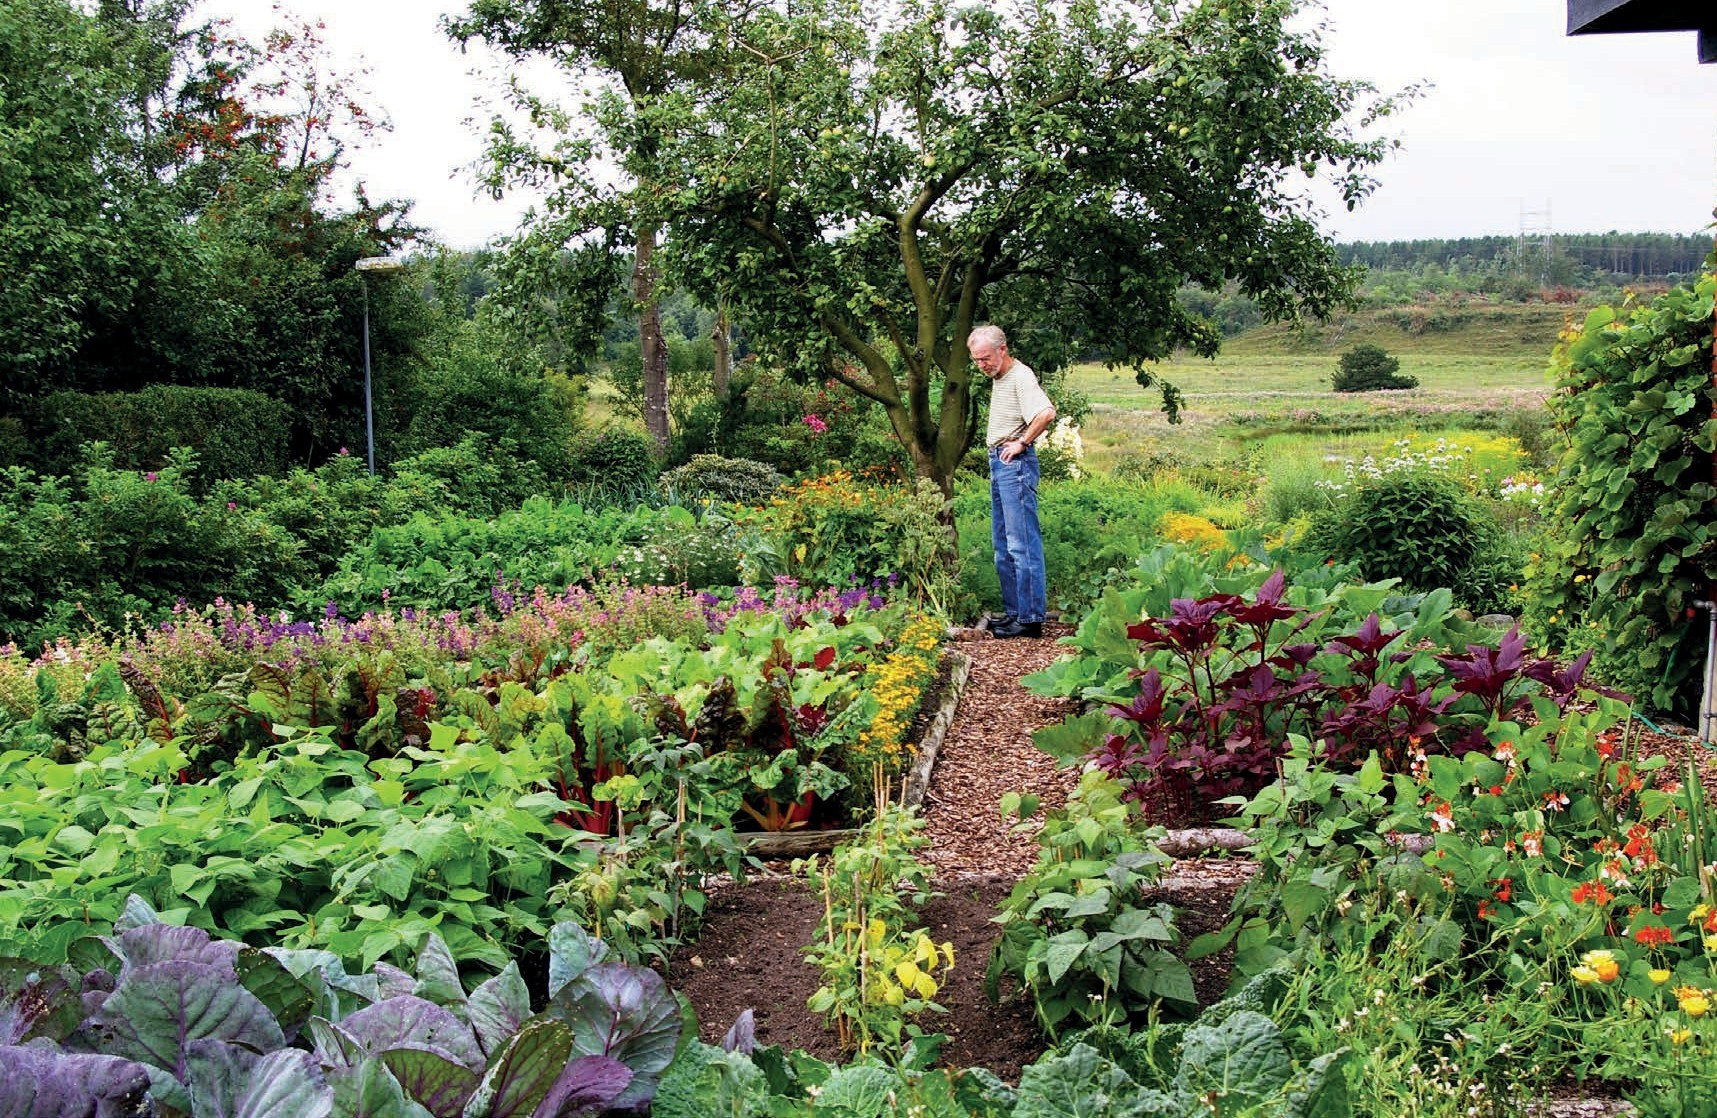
[
  {"xmin": 33, "ymin": 386, "xmax": 292, "ymax": 482},
  {"xmin": 1021, "ymin": 544, "xmax": 1449, "ymax": 702},
  {"xmin": 404, "ymin": 349, "xmax": 585, "ymax": 484},
  {"xmin": 0, "ymin": 447, "xmax": 304, "ymax": 650},
  {"xmin": 388, "ymin": 435, "xmax": 553, "ymax": 518},
  {"xmin": 987, "ymin": 773, "xmax": 1192, "ymax": 1036},
  {"xmin": 1, "ymin": 0, "xmax": 422, "ymax": 460},
  {"xmin": 648, "ymin": 0, "xmax": 1402, "ymax": 496},
  {"xmin": 743, "ymin": 474, "xmax": 961, "ymax": 614},
  {"xmin": 658, "ymin": 454, "xmax": 786, "ymax": 505},
  {"xmin": 0, "ymin": 604, "xmax": 924, "ymax": 965},
  {"xmin": 1203, "ymin": 702, "xmax": 1717, "ymax": 1111},
  {"xmin": 1331, "ymin": 343, "xmax": 1417, "ymax": 392},
  {"xmin": 567, "ymin": 424, "xmax": 662, "ymax": 494},
  {"xmin": 1303, "ymin": 471, "xmax": 1513, "ymax": 613},
  {"xmin": 672, "ymin": 362, "xmax": 904, "ymax": 478},
  {"xmin": 0, "ymin": 0, "xmax": 137, "ymax": 400},
  {"xmin": 1526, "ymin": 277, "xmax": 1717, "ymax": 717},
  {"xmin": 310, "ymin": 499, "xmax": 741, "ymax": 615}
]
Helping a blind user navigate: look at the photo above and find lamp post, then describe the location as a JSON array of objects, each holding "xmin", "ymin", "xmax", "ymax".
[{"xmin": 354, "ymin": 255, "xmax": 404, "ymax": 476}]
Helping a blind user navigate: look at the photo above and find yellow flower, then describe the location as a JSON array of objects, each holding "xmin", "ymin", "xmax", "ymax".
[
  {"xmin": 1678, "ymin": 990, "xmax": 1710, "ymax": 1018},
  {"xmin": 1669, "ymin": 1027, "xmax": 1693, "ymax": 1045},
  {"xmin": 1578, "ymin": 949, "xmax": 1620, "ymax": 984},
  {"xmin": 1649, "ymin": 969, "xmax": 1672, "ymax": 985},
  {"xmin": 1572, "ymin": 965, "xmax": 1601, "ymax": 985}
]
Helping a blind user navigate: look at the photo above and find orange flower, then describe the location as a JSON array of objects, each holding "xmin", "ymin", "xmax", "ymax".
[{"xmin": 1572, "ymin": 881, "xmax": 1613, "ymax": 906}]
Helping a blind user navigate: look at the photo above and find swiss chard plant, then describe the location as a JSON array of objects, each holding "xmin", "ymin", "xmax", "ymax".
[{"xmin": 0, "ymin": 895, "xmax": 681, "ymax": 1118}]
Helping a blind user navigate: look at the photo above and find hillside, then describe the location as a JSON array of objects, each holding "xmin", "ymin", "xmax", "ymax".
[{"xmin": 1221, "ymin": 301, "xmax": 1581, "ymax": 358}]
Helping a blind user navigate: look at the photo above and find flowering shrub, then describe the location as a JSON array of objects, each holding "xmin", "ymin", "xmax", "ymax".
[
  {"xmin": 1035, "ymin": 417, "xmax": 1086, "ymax": 481},
  {"xmin": 1158, "ymin": 511, "xmax": 1228, "ymax": 554}
]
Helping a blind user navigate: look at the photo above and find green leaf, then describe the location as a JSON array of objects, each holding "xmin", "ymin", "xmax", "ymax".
[
  {"xmin": 812, "ymin": 1065, "xmax": 899, "ymax": 1116},
  {"xmin": 1041, "ymin": 932, "xmax": 1090, "ymax": 985},
  {"xmin": 1173, "ymin": 1011, "xmax": 1291, "ymax": 1110},
  {"xmin": 1014, "ymin": 1044, "xmax": 1170, "ymax": 1118}
]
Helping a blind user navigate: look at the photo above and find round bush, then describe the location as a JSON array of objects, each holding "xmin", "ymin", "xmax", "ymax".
[
  {"xmin": 658, "ymin": 454, "xmax": 785, "ymax": 504},
  {"xmin": 568, "ymin": 426, "xmax": 660, "ymax": 492},
  {"xmin": 1304, "ymin": 472, "xmax": 1497, "ymax": 601},
  {"xmin": 1332, "ymin": 344, "xmax": 1417, "ymax": 392}
]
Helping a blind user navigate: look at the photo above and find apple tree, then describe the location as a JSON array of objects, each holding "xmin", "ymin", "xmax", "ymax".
[{"xmin": 648, "ymin": 0, "xmax": 1410, "ymax": 495}]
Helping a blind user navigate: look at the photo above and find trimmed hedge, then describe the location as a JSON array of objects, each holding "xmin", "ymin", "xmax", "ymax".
[{"xmin": 36, "ymin": 386, "xmax": 291, "ymax": 481}]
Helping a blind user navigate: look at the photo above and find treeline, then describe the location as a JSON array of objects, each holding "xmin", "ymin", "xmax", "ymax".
[{"xmin": 1338, "ymin": 233, "xmax": 1712, "ymax": 280}]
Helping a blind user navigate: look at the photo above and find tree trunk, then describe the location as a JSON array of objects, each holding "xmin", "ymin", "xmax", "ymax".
[
  {"xmin": 635, "ymin": 223, "xmax": 670, "ymax": 450},
  {"xmin": 711, "ymin": 303, "xmax": 731, "ymax": 401}
]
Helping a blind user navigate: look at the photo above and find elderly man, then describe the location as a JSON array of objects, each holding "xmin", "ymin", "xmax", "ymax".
[{"xmin": 970, "ymin": 324, "xmax": 1056, "ymax": 639}]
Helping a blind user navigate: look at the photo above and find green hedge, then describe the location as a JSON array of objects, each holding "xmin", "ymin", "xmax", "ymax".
[{"xmin": 35, "ymin": 386, "xmax": 292, "ymax": 481}]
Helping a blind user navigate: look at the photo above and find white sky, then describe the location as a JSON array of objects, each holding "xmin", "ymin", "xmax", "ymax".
[{"xmin": 202, "ymin": 0, "xmax": 1717, "ymax": 249}]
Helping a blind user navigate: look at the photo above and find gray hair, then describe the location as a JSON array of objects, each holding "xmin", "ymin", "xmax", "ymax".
[{"xmin": 968, "ymin": 324, "xmax": 1007, "ymax": 351}]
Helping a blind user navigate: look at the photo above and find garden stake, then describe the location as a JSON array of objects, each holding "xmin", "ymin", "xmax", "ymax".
[{"xmin": 1697, "ymin": 599, "xmax": 1717, "ymax": 745}]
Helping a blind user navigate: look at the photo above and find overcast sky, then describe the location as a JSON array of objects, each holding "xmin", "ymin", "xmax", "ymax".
[{"xmin": 203, "ymin": 0, "xmax": 1717, "ymax": 250}]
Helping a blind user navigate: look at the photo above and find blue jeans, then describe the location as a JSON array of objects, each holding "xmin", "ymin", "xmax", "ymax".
[{"xmin": 989, "ymin": 445, "xmax": 1046, "ymax": 624}]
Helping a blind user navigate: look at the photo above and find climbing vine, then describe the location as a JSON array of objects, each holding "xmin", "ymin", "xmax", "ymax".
[{"xmin": 1527, "ymin": 273, "xmax": 1717, "ymax": 715}]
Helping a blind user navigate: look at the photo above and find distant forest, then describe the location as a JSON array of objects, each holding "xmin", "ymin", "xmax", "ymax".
[{"xmin": 1337, "ymin": 232, "xmax": 1712, "ymax": 281}]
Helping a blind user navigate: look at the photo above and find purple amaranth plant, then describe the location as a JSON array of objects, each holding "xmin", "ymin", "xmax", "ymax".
[{"xmin": 1077, "ymin": 572, "xmax": 1626, "ymax": 823}]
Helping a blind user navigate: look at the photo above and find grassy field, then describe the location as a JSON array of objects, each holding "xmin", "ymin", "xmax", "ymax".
[{"xmin": 1066, "ymin": 303, "xmax": 1567, "ymax": 474}]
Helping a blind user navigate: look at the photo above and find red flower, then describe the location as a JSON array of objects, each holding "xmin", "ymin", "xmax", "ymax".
[
  {"xmin": 1490, "ymin": 878, "xmax": 1512, "ymax": 904},
  {"xmin": 1634, "ymin": 924, "xmax": 1674, "ymax": 948},
  {"xmin": 1572, "ymin": 881, "xmax": 1613, "ymax": 906}
]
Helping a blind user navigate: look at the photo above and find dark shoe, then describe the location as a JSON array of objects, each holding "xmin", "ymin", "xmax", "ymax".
[{"xmin": 992, "ymin": 619, "xmax": 1042, "ymax": 639}]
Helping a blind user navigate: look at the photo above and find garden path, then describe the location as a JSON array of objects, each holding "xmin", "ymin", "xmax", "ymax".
[{"xmin": 919, "ymin": 626, "xmax": 1082, "ymax": 879}]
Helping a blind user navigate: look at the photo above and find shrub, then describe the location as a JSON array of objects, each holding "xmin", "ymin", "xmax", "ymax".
[
  {"xmin": 390, "ymin": 435, "xmax": 552, "ymax": 516},
  {"xmin": 404, "ymin": 356, "xmax": 584, "ymax": 482},
  {"xmin": 34, "ymin": 385, "xmax": 291, "ymax": 482},
  {"xmin": 658, "ymin": 454, "xmax": 785, "ymax": 504},
  {"xmin": 567, "ymin": 424, "xmax": 661, "ymax": 495},
  {"xmin": 1303, "ymin": 471, "xmax": 1501, "ymax": 605},
  {"xmin": 671, "ymin": 363, "xmax": 906, "ymax": 478},
  {"xmin": 0, "ymin": 447, "xmax": 302, "ymax": 650},
  {"xmin": 741, "ymin": 473, "xmax": 959, "ymax": 613},
  {"xmin": 1498, "ymin": 402, "xmax": 1557, "ymax": 469},
  {"xmin": 1331, "ymin": 343, "xmax": 1417, "ymax": 392}
]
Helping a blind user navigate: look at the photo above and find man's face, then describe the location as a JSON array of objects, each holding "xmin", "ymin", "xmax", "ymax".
[{"xmin": 971, "ymin": 341, "xmax": 1007, "ymax": 379}]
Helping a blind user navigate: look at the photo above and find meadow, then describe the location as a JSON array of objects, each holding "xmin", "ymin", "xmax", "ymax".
[{"xmin": 1067, "ymin": 302, "xmax": 1563, "ymax": 472}]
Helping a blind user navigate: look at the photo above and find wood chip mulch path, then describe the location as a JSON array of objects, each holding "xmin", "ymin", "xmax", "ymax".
[{"xmin": 919, "ymin": 624, "xmax": 1082, "ymax": 880}]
